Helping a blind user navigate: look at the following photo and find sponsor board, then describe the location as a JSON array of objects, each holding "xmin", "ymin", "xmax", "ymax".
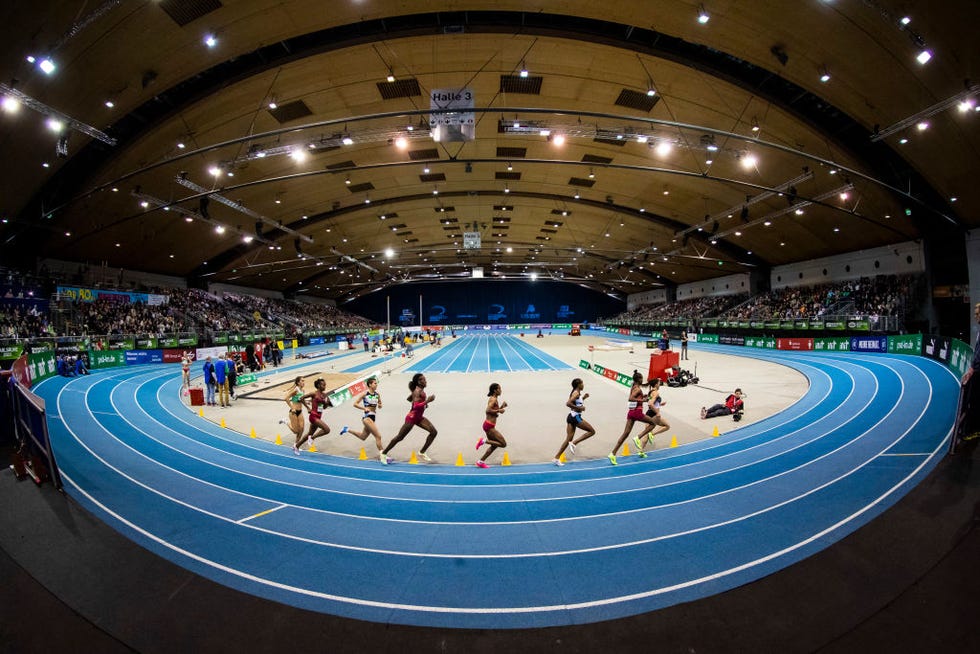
[
  {"xmin": 326, "ymin": 370, "xmax": 381, "ymax": 407},
  {"xmin": 921, "ymin": 335, "xmax": 951, "ymax": 363},
  {"xmin": 26, "ymin": 352, "xmax": 57, "ymax": 383},
  {"xmin": 777, "ymin": 338, "xmax": 814, "ymax": 351},
  {"xmin": 887, "ymin": 334, "xmax": 922, "ymax": 355},
  {"xmin": 813, "ymin": 337, "xmax": 850, "ymax": 352},
  {"xmin": 162, "ymin": 350, "xmax": 186, "ymax": 363},
  {"xmin": 947, "ymin": 339, "xmax": 972, "ymax": 378},
  {"xmin": 849, "ymin": 336, "xmax": 887, "ymax": 353},
  {"xmin": 89, "ymin": 350, "xmax": 126, "ymax": 369},
  {"xmin": 195, "ymin": 345, "xmax": 229, "ymax": 361},
  {"xmin": 125, "ymin": 350, "xmax": 163, "ymax": 365},
  {"xmin": 698, "ymin": 334, "xmax": 720, "ymax": 344}
]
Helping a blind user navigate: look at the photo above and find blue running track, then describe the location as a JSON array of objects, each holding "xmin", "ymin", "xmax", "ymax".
[{"xmin": 33, "ymin": 347, "xmax": 958, "ymax": 628}]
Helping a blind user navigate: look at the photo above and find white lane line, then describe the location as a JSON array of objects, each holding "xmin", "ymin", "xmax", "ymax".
[
  {"xmin": 238, "ymin": 504, "xmax": 288, "ymax": 523},
  {"xmin": 878, "ymin": 453, "xmax": 931, "ymax": 457},
  {"xmin": 54, "ymin": 354, "xmax": 941, "ymax": 553},
  {"xmin": 57, "ymin": 427, "xmax": 950, "ymax": 616}
]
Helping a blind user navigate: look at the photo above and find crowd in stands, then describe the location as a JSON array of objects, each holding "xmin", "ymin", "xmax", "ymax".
[
  {"xmin": 607, "ymin": 294, "xmax": 749, "ymax": 325},
  {"xmin": 1, "ymin": 271, "xmax": 378, "ymax": 343},
  {"xmin": 0, "ymin": 305, "xmax": 52, "ymax": 339},
  {"xmin": 66, "ymin": 297, "xmax": 193, "ymax": 337},
  {"xmin": 602, "ymin": 274, "xmax": 919, "ymax": 328},
  {"xmin": 221, "ymin": 293, "xmax": 374, "ymax": 333},
  {"xmin": 727, "ymin": 275, "xmax": 914, "ymax": 321},
  {"xmin": 167, "ymin": 288, "xmax": 254, "ymax": 333}
]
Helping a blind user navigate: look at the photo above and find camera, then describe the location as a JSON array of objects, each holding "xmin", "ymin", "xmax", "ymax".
[{"xmin": 733, "ymin": 411, "xmax": 743, "ymax": 422}]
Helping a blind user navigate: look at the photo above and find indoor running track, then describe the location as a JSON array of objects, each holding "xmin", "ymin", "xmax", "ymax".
[
  {"xmin": 34, "ymin": 349, "xmax": 958, "ymax": 629},
  {"xmin": 406, "ymin": 333, "xmax": 572, "ymax": 372}
]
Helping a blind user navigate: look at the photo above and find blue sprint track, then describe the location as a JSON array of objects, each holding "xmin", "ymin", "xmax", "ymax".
[{"xmin": 33, "ymin": 341, "xmax": 959, "ymax": 629}]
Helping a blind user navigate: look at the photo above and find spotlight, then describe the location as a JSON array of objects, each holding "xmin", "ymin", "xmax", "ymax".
[
  {"xmin": 916, "ymin": 49, "xmax": 932, "ymax": 64},
  {"xmin": 1, "ymin": 95, "xmax": 20, "ymax": 113},
  {"xmin": 204, "ymin": 34, "xmax": 217, "ymax": 48},
  {"xmin": 519, "ymin": 61, "xmax": 529, "ymax": 78},
  {"xmin": 342, "ymin": 135, "xmax": 354, "ymax": 145},
  {"xmin": 552, "ymin": 133, "xmax": 565, "ymax": 146},
  {"xmin": 38, "ymin": 57, "xmax": 56, "ymax": 75},
  {"xmin": 386, "ymin": 69, "xmax": 395, "ymax": 83},
  {"xmin": 46, "ymin": 117, "xmax": 64, "ymax": 133},
  {"xmin": 697, "ymin": 5, "xmax": 710, "ymax": 24},
  {"xmin": 820, "ymin": 66, "xmax": 831, "ymax": 83}
]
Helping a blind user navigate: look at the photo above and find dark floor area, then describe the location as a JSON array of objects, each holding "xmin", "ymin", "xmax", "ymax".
[{"xmin": 1, "ymin": 440, "xmax": 977, "ymax": 653}]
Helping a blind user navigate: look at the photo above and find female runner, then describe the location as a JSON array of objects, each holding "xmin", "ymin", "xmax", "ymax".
[
  {"xmin": 608, "ymin": 371, "xmax": 659, "ymax": 465},
  {"xmin": 283, "ymin": 377, "xmax": 307, "ymax": 455},
  {"xmin": 552, "ymin": 378, "xmax": 596, "ymax": 466},
  {"xmin": 381, "ymin": 373, "xmax": 437, "ymax": 463},
  {"xmin": 475, "ymin": 382, "xmax": 508, "ymax": 468},
  {"xmin": 633, "ymin": 377, "xmax": 670, "ymax": 454},
  {"xmin": 180, "ymin": 354, "xmax": 192, "ymax": 395},
  {"xmin": 344, "ymin": 377, "xmax": 386, "ymax": 462},
  {"xmin": 297, "ymin": 378, "xmax": 332, "ymax": 451}
]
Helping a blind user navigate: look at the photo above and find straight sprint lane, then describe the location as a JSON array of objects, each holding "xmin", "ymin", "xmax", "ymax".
[{"xmin": 33, "ymin": 350, "xmax": 958, "ymax": 628}]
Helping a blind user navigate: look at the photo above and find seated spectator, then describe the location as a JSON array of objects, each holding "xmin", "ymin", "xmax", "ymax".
[{"xmin": 701, "ymin": 389, "xmax": 744, "ymax": 420}]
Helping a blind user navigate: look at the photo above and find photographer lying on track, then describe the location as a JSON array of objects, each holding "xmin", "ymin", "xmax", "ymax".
[{"xmin": 701, "ymin": 388, "xmax": 745, "ymax": 421}]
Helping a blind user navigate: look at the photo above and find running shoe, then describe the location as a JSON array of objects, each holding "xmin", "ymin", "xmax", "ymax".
[
  {"xmin": 340, "ymin": 425, "xmax": 349, "ymax": 435},
  {"xmin": 476, "ymin": 460, "xmax": 489, "ymax": 468},
  {"xmin": 632, "ymin": 435, "xmax": 643, "ymax": 452},
  {"xmin": 568, "ymin": 442, "xmax": 576, "ymax": 455},
  {"xmin": 700, "ymin": 407, "xmax": 707, "ymax": 420},
  {"xmin": 292, "ymin": 445, "xmax": 300, "ymax": 455},
  {"xmin": 638, "ymin": 450, "xmax": 647, "ymax": 458},
  {"xmin": 607, "ymin": 453, "xmax": 617, "ymax": 466},
  {"xmin": 379, "ymin": 452, "xmax": 389, "ymax": 465},
  {"xmin": 419, "ymin": 452, "xmax": 432, "ymax": 462},
  {"xmin": 553, "ymin": 458, "xmax": 564, "ymax": 466},
  {"xmin": 476, "ymin": 437, "xmax": 485, "ymax": 450}
]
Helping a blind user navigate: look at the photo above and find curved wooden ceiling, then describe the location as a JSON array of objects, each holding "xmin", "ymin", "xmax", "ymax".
[{"xmin": 1, "ymin": 1, "xmax": 976, "ymax": 302}]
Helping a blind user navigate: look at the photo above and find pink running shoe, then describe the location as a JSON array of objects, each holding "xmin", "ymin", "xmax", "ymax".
[
  {"xmin": 476, "ymin": 460, "xmax": 489, "ymax": 468},
  {"xmin": 476, "ymin": 437, "xmax": 485, "ymax": 450}
]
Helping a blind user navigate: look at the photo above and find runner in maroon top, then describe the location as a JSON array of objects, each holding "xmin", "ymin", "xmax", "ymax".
[{"xmin": 380, "ymin": 373, "xmax": 437, "ymax": 463}]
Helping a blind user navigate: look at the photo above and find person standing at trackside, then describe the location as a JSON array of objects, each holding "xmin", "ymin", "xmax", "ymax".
[
  {"xmin": 344, "ymin": 377, "xmax": 386, "ymax": 462},
  {"xmin": 283, "ymin": 377, "xmax": 307, "ymax": 455},
  {"xmin": 202, "ymin": 356, "xmax": 216, "ymax": 406},
  {"xmin": 475, "ymin": 382, "xmax": 508, "ymax": 468},
  {"xmin": 215, "ymin": 352, "xmax": 229, "ymax": 407},
  {"xmin": 225, "ymin": 353, "xmax": 238, "ymax": 400},
  {"xmin": 633, "ymin": 378, "xmax": 670, "ymax": 454},
  {"xmin": 701, "ymin": 388, "xmax": 745, "ymax": 420},
  {"xmin": 381, "ymin": 373, "xmax": 437, "ymax": 462},
  {"xmin": 958, "ymin": 302, "xmax": 980, "ymax": 444},
  {"xmin": 181, "ymin": 354, "xmax": 192, "ymax": 395},
  {"xmin": 297, "ymin": 378, "xmax": 331, "ymax": 450},
  {"xmin": 661, "ymin": 328, "xmax": 670, "ymax": 350},
  {"xmin": 552, "ymin": 378, "xmax": 596, "ymax": 466},
  {"xmin": 608, "ymin": 371, "xmax": 660, "ymax": 465},
  {"xmin": 680, "ymin": 329, "xmax": 689, "ymax": 360}
]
